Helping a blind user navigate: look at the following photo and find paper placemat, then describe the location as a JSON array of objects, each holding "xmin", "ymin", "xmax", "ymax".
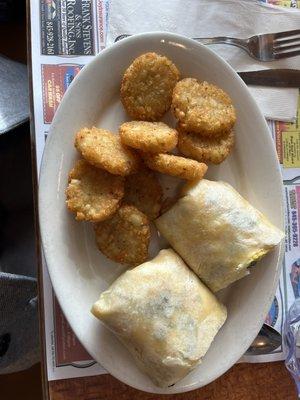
[{"xmin": 30, "ymin": 0, "xmax": 300, "ymax": 381}]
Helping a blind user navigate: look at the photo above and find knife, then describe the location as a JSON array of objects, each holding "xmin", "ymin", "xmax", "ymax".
[{"xmin": 237, "ymin": 69, "xmax": 300, "ymax": 88}]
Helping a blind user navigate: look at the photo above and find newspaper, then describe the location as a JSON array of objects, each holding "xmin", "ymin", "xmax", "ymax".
[
  {"xmin": 262, "ymin": 0, "xmax": 300, "ymax": 7},
  {"xmin": 30, "ymin": 0, "xmax": 108, "ymax": 380},
  {"xmin": 30, "ymin": 0, "xmax": 300, "ymax": 381}
]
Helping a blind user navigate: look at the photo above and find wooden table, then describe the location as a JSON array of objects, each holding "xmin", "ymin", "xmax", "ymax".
[
  {"xmin": 46, "ymin": 362, "xmax": 296, "ymax": 400},
  {"xmin": 1, "ymin": 360, "xmax": 294, "ymax": 400}
]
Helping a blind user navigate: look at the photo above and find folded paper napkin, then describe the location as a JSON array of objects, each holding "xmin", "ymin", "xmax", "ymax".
[{"xmin": 107, "ymin": 0, "xmax": 300, "ymax": 122}]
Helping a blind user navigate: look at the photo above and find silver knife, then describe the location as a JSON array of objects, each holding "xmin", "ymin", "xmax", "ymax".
[{"xmin": 237, "ymin": 69, "xmax": 300, "ymax": 88}]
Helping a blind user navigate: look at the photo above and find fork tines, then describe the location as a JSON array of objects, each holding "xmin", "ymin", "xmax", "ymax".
[{"xmin": 273, "ymin": 29, "xmax": 300, "ymax": 59}]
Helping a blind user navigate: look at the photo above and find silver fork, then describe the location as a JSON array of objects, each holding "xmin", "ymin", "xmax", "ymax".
[{"xmin": 115, "ymin": 30, "xmax": 300, "ymax": 61}]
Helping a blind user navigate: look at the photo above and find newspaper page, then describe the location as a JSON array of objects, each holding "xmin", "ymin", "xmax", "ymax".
[
  {"xmin": 30, "ymin": 0, "xmax": 300, "ymax": 381},
  {"xmin": 245, "ymin": 0, "xmax": 300, "ymax": 362},
  {"xmin": 30, "ymin": 0, "xmax": 108, "ymax": 380},
  {"xmin": 243, "ymin": 112, "xmax": 300, "ymax": 362}
]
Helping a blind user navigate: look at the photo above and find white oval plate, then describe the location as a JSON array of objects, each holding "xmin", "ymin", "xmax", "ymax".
[{"xmin": 39, "ymin": 32, "xmax": 284, "ymax": 394}]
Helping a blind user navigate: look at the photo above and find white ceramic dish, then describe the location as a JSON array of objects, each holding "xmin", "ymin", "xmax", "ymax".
[{"xmin": 39, "ymin": 32, "xmax": 284, "ymax": 394}]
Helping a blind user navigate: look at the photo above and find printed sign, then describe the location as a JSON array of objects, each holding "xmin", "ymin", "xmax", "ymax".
[
  {"xmin": 42, "ymin": 64, "xmax": 82, "ymax": 123},
  {"xmin": 283, "ymin": 182, "xmax": 300, "ymax": 309},
  {"xmin": 282, "ymin": 131, "xmax": 300, "ymax": 168},
  {"xmin": 271, "ymin": 92, "xmax": 300, "ymax": 180},
  {"xmin": 40, "ymin": 0, "xmax": 94, "ymax": 55}
]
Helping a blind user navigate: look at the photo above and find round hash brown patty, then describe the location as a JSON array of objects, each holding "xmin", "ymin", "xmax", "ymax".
[
  {"xmin": 172, "ymin": 78, "xmax": 236, "ymax": 136},
  {"xmin": 124, "ymin": 167, "xmax": 163, "ymax": 220},
  {"xmin": 121, "ymin": 52, "xmax": 180, "ymax": 121},
  {"xmin": 119, "ymin": 121, "xmax": 178, "ymax": 153},
  {"xmin": 94, "ymin": 205, "xmax": 150, "ymax": 266},
  {"xmin": 75, "ymin": 127, "xmax": 140, "ymax": 176},
  {"xmin": 178, "ymin": 126, "xmax": 235, "ymax": 164},
  {"xmin": 66, "ymin": 159, "xmax": 124, "ymax": 221},
  {"xmin": 143, "ymin": 153, "xmax": 208, "ymax": 181}
]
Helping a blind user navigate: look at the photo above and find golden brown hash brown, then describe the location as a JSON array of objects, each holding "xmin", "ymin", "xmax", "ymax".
[
  {"xmin": 66, "ymin": 159, "xmax": 124, "ymax": 222},
  {"xmin": 75, "ymin": 127, "xmax": 140, "ymax": 176},
  {"xmin": 143, "ymin": 153, "xmax": 208, "ymax": 181},
  {"xmin": 119, "ymin": 121, "xmax": 178, "ymax": 154},
  {"xmin": 124, "ymin": 167, "xmax": 163, "ymax": 220},
  {"xmin": 178, "ymin": 126, "xmax": 235, "ymax": 164},
  {"xmin": 94, "ymin": 205, "xmax": 150, "ymax": 266},
  {"xmin": 121, "ymin": 52, "xmax": 180, "ymax": 121},
  {"xmin": 172, "ymin": 78, "xmax": 236, "ymax": 137}
]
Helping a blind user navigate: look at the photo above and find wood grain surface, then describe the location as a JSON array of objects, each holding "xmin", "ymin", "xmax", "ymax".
[{"xmin": 48, "ymin": 362, "xmax": 296, "ymax": 400}]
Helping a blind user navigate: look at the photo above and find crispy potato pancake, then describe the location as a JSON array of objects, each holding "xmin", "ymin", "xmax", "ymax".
[
  {"xmin": 94, "ymin": 205, "xmax": 150, "ymax": 266},
  {"xmin": 124, "ymin": 167, "xmax": 163, "ymax": 220},
  {"xmin": 75, "ymin": 127, "xmax": 140, "ymax": 176},
  {"xmin": 119, "ymin": 121, "xmax": 178, "ymax": 153},
  {"xmin": 178, "ymin": 126, "xmax": 235, "ymax": 164},
  {"xmin": 172, "ymin": 78, "xmax": 236, "ymax": 137},
  {"xmin": 143, "ymin": 153, "xmax": 208, "ymax": 181},
  {"xmin": 121, "ymin": 52, "xmax": 180, "ymax": 121},
  {"xmin": 66, "ymin": 159, "xmax": 124, "ymax": 222}
]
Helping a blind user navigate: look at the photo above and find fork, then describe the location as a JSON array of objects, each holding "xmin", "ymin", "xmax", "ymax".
[{"xmin": 115, "ymin": 30, "xmax": 300, "ymax": 61}]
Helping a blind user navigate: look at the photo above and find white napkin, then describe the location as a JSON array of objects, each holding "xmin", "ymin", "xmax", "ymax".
[{"xmin": 107, "ymin": 0, "xmax": 300, "ymax": 122}]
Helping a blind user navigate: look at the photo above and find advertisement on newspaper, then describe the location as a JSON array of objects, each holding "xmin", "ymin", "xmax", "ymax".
[
  {"xmin": 41, "ymin": 63, "xmax": 82, "ymax": 123},
  {"xmin": 270, "ymin": 94, "xmax": 300, "ymax": 180},
  {"xmin": 41, "ymin": 0, "xmax": 95, "ymax": 55},
  {"xmin": 40, "ymin": 0, "xmax": 108, "ymax": 55}
]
